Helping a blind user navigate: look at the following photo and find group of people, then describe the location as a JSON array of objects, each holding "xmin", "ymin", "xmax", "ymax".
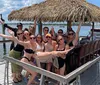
[{"xmin": 0, "ymin": 19, "xmax": 82, "ymax": 85}]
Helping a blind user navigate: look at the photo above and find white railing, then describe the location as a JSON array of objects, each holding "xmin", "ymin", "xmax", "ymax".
[{"xmin": 2, "ymin": 55, "xmax": 100, "ymax": 85}]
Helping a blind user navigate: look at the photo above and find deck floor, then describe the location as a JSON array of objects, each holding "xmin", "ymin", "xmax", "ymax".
[
  {"xmin": 0, "ymin": 61, "xmax": 57, "ymax": 85},
  {"xmin": 0, "ymin": 60, "xmax": 100, "ymax": 85}
]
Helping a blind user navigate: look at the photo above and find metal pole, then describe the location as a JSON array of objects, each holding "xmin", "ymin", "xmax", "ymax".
[
  {"xmin": 67, "ymin": 21, "xmax": 72, "ymax": 32},
  {"xmin": 38, "ymin": 19, "xmax": 42, "ymax": 35},
  {"xmin": 40, "ymin": 75, "xmax": 45, "ymax": 85},
  {"xmin": 6, "ymin": 61, "xmax": 9, "ymax": 85},
  {"xmin": 91, "ymin": 22, "xmax": 94, "ymax": 41},
  {"xmin": 60, "ymin": 82, "xmax": 63, "ymax": 85},
  {"xmin": 77, "ymin": 75, "xmax": 81, "ymax": 85},
  {"xmin": 4, "ymin": 61, "xmax": 7, "ymax": 85}
]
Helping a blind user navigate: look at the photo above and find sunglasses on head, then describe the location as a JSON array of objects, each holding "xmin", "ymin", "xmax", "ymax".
[
  {"xmin": 17, "ymin": 32, "xmax": 23, "ymax": 35},
  {"xmin": 68, "ymin": 33, "xmax": 74, "ymax": 35}
]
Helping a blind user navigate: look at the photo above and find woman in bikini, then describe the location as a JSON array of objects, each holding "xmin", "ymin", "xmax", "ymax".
[{"xmin": 35, "ymin": 34, "xmax": 45, "ymax": 67}]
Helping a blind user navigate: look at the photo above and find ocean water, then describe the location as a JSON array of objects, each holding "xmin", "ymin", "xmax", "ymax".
[{"xmin": 0, "ymin": 24, "xmax": 100, "ymax": 57}]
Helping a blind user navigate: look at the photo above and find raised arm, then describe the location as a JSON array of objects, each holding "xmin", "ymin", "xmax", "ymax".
[
  {"xmin": 50, "ymin": 27, "xmax": 56, "ymax": 40},
  {"xmin": 73, "ymin": 22, "xmax": 82, "ymax": 45},
  {"xmin": 0, "ymin": 18, "xmax": 16, "ymax": 34},
  {"xmin": 29, "ymin": 17, "xmax": 37, "ymax": 35},
  {"xmin": 4, "ymin": 24, "xmax": 17, "ymax": 32},
  {"xmin": 0, "ymin": 33, "xmax": 13, "ymax": 40}
]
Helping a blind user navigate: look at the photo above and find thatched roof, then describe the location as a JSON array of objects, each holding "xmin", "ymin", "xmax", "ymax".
[{"xmin": 8, "ymin": 0, "xmax": 100, "ymax": 22}]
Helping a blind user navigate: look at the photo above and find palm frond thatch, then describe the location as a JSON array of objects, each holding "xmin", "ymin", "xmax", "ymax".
[{"xmin": 8, "ymin": 0, "xmax": 100, "ymax": 22}]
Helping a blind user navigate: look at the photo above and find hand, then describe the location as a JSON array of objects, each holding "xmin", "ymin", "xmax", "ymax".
[
  {"xmin": 4, "ymin": 24, "xmax": 8, "ymax": 27},
  {"xmin": 7, "ymin": 29, "xmax": 14, "ymax": 36},
  {"xmin": 57, "ymin": 53, "xmax": 66, "ymax": 57},
  {"xmin": 0, "ymin": 19, "xmax": 4, "ymax": 24},
  {"xmin": 51, "ymin": 51, "xmax": 58, "ymax": 56},
  {"xmin": 51, "ymin": 27, "xmax": 54, "ymax": 32}
]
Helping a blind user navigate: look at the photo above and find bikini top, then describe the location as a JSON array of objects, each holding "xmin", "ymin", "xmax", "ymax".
[
  {"xmin": 24, "ymin": 49, "xmax": 35, "ymax": 54},
  {"xmin": 56, "ymin": 45, "xmax": 65, "ymax": 51},
  {"xmin": 23, "ymin": 56, "xmax": 31, "ymax": 62},
  {"xmin": 36, "ymin": 43, "xmax": 44, "ymax": 51}
]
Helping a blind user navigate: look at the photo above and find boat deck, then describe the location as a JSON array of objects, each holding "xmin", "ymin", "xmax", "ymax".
[
  {"xmin": 0, "ymin": 60, "xmax": 57, "ymax": 85},
  {"xmin": 0, "ymin": 60, "xmax": 100, "ymax": 85}
]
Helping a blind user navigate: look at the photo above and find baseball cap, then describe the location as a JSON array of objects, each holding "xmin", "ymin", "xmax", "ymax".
[{"xmin": 17, "ymin": 23, "xmax": 23, "ymax": 27}]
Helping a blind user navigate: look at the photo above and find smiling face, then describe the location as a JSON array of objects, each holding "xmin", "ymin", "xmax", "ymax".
[
  {"xmin": 46, "ymin": 33, "xmax": 52, "ymax": 42},
  {"xmin": 24, "ymin": 30, "xmax": 30, "ymax": 39},
  {"xmin": 17, "ymin": 30, "xmax": 23, "ymax": 38},
  {"xmin": 43, "ymin": 27, "xmax": 49, "ymax": 35},
  {"xmin": 30, "ymin": 35, "xmax": 36, "ymax": 42},
  {"xmin": 57, "ymin": 36, "xmax": 64, "ymax": 45},
  {"xmin": 68, "ymin": 31, "xmax": 75, "ymax": 39},
  {"xmin": 36, "ymin": 34, "xmax": 42, "ymax": 43},
  {"xmin": 58, "ymin": 29, "xmax": 63, "ymax": 36}
]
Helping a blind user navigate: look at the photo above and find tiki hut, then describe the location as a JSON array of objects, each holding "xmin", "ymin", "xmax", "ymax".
[{"xmin": 8, "ymin": 0, "xmax": 100, "ymax": 22}]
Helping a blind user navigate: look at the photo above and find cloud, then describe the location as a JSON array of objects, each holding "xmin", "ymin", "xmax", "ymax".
[
  {"xmin": 22, "ymin": 0, "xmax": 45, "ymax": 7},
  {"xmin": 0, "ymin": 0, "xmax": 45, "ymax": 13},
  {"xmin": 0, "ymin": 0, "xmax": 45, "ymax": 21}
]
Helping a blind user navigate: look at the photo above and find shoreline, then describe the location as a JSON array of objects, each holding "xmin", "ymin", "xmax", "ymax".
[{"xmin": 1, "ymin": 23, "xmax": 92, "ymax": 26}]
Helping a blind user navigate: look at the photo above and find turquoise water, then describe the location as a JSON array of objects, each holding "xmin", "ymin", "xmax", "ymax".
[{"xmin": 0, "ymin": 24, "xmax": 100, "ymax": 56}]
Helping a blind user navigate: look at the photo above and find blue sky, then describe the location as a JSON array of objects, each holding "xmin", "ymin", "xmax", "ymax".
[{"xmin": 0, "ymin": 0, "xmax": 100, "ymax": 22}]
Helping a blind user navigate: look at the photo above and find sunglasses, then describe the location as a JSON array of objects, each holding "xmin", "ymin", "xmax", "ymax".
[
  {"xmin": 58, "ymin": 31, "xmax": 63, "ymax": 34},
  {"xmin": 30, "ymin": 37, "xmax": 35, "ymax": 39},
  {"xmin": 68, "ymin": 33, "xmax": 74, "ymax": 35},
  {"xmin": 45, "ymin": 30, "xmax": 49, "ymax": 31},
  {"xmin": 58, "ymin": 38, "xmax": 63, "ymax": 42},
  {"xmin": 46, "ymin": 36, "xmax": 51, "ymax": 38},
  {"xmin": 17, "ymin": 33, "xmax": 23, "ymax": 35},
  {"xmin": 24, "ymin": 33, "xmax": 29, "ymax": 35}
]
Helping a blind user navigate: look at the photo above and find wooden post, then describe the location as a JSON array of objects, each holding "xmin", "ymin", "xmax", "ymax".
[
  {"xmin": 67, "ymin": 21, "xmax": 72, "ymax": 32},
  {"xmin": 0, "ymin": 14, "xmax": 6, "ymax": 54},
  {"xmin": 37, "ymin": 19, "xmax": 42, "ymax": 35},
  {"xmin": 91, "ymin": 22, "xmax": 94, "ymax": 41}
]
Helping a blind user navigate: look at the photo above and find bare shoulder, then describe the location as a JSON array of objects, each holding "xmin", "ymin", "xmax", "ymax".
[{"xmin": 21, "ymin": 57, "xmax": 29, "ymax": 63}]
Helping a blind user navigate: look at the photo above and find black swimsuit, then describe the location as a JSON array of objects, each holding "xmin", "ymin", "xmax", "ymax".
[
  {"xmin": 69, "ymin": 41, "xmax": 74, "ymax": 47},
  {"xmin": 56, "ymin": 46, "xmax": 65, "ymax": 69},
  {"xmin": 13, "ymin": 44, "xmax": 24, "ymax": 52}
]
